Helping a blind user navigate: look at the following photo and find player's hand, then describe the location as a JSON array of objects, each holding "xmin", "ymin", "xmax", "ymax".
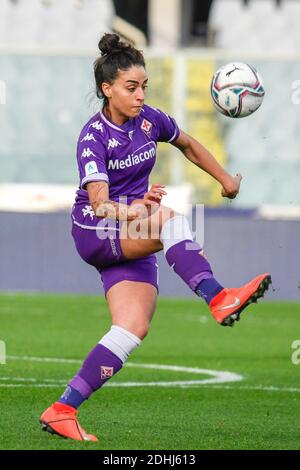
[
  {"xmin": 130, "ymin": 185, "xmax": 166, "ymax": 219},
  {"xmin": 143, "ymin": 184, "xmax": 167, "ymax": 206},
  {"xmin": 221, "ymin": 173, "xmax": 242, "ymax": 199}
]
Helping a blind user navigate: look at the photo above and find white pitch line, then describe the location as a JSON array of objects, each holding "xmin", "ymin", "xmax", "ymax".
[
  {"xmin": 7, "ymin": 355, "xmax": 82, "ymax": 364},
  {"xmin": 0, "ymin": 382, "xmax": 299, "ymax": 393},
  {"xmin": 4, "ymin": 355, "xmax": 298, "ymax": 392},
  {"xmin": 2, "ymin": 354, "xmax": 242, "ymax": 387},
  {"xmin": 0, "ymin": 384, "xmax": 64, "ymax": 388},
  {"xmin": 5, "ymin": 355, "xmax": 239, "ymax": 379},
  {"xmin": 2, "ymin": 355, "xmax": 299, "ymax": 393},
  {"xmin": 181, "ymin": 384, "xmax": 300, "ymax": 393}
]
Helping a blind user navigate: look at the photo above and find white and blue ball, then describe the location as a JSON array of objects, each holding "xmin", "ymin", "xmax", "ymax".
[{"xmin": 210, "ymin": 62, "xmax": 265, "ymax": 118}]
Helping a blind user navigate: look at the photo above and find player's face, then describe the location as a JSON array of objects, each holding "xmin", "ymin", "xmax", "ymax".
[{"xmin": 102, "ymin": 66, "xmax": 148, "ymax": 123}]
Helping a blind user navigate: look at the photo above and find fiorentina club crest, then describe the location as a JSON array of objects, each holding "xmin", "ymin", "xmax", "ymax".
[
  {"xmin": 141, "ymin": 118, "xmax": 152, "ymax": 137},
  {"xmin": 101, "ymin": 366, "xmax": 114, "ymax": 380}
]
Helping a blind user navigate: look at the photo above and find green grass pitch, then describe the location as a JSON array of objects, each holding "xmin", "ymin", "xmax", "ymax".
[{"xmin": 0, "ymin": 293, "xmax": 299, "ymax": 450}]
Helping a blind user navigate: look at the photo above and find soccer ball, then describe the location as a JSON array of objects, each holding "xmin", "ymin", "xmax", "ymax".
[{"xmin": 210, "ymin": 62, "xmax": 265, "ymax": 118}]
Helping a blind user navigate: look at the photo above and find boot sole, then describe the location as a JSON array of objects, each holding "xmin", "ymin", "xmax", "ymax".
[
  {"xmin": 40, "ymin": 420, "xmax": 67, "ymax": 439},
  {"xmin": 40, "ymin": 419, "xmax": 96, "ymax": 442}
]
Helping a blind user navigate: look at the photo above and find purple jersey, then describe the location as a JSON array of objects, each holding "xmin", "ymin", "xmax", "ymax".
[{"xmin": 73, "ymin": 104, "xmax": 180, "ymax": 212}]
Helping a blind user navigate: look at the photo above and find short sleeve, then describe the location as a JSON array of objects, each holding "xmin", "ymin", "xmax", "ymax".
[
  {"xmin": 154, "ymin": 109, "xmax": 180, "ymax": 143},
  {"xmin": 77, "ymin": 131, "xmax": 109, "ymax": 190}
]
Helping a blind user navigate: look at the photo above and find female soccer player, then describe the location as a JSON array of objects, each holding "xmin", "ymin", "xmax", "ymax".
[{"xmin": 40, "ymin": 33, "xmax": 271, "ymax": 442}]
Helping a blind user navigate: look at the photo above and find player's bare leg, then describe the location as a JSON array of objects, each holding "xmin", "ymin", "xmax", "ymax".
[
  {"xmin": 106, "ymin": 281, "xmax": 157, "ymax": 340},
  {"xmin": 119, "ymin": 203, "xmax": 175, "ymax": 258}
]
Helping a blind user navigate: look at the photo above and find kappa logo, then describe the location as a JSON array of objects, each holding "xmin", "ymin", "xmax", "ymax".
[
  {"xmin": 81, "ymin": 147, "xmax": 96, "ymax": 158},
  {"xmin": 82, "ymin": 205, "xmax": 95, "ymax": 221},
  {"xmin": 107, "ymin": 138, "xmax": 121, "ymax": 149},
  {"xmin": 141, "ymin": 119, "xmax": 152, "ymax": 136},
  {"xmin": 90, "ymin": 120, "xmax": 104, "ymax": 132},
  {"xmin": 81, "ymin": 133, "xmax": 96, "ymax": 143},
  {"xmin": 101, "ymin": 366, "xmax": 114, "ymax": 380}
]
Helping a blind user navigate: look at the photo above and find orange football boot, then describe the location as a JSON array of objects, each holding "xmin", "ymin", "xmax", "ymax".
[
  {"xmin": 40, "ymin": 402, "xmax": 98, "ymax": 442},
  {"xmin": 209, "ymin": 273, "xmax": 272, "ymax": 326}
]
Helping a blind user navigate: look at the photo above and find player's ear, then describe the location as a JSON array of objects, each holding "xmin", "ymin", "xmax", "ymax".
[{"xmin": 102, "ymin": 82, "xmax": 112, "ymax": 99}]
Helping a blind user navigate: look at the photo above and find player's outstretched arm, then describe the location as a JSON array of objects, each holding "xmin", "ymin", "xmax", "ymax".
[{"xmin": 172, "ymin": 130, "xmax": 242, "ymax": 199}]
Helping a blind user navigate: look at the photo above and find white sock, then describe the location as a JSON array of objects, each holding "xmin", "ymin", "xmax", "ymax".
[
  {"xmin": 99, "ymin": 325, "xmax": 141, "ymax": 363},
  {"xmin": 160, "ymin": 215, "xmax": 194, "ymax": 254}
]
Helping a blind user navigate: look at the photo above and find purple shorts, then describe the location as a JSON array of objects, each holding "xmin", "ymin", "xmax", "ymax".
[{"xmin": 71, "ymin": 207, "xmax": 159, "ymax": 295}]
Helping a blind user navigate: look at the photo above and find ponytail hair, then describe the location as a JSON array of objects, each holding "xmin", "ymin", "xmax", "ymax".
[{"xmin": 94, "ymin": 33, "xmax": 145, "ymax": 106}]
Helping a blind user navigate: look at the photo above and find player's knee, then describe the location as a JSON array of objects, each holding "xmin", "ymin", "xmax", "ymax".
[
  {"xmin": 134, "ymin": 321, "xmax": 150, "ymax": 340},
  {"xmin": 159, "ymin": 213, "xmax": 193, "ymax": 251}
]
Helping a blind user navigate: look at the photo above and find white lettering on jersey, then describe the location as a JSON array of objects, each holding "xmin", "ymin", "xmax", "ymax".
[
  {"xmin": 85, "ymin": 161, "xmax": 98, "ymax": 176},
  {"xmin": 81, "ymin": 148, "xmax": 96, "ymax": 158},
  {"xmin": 90, "ymin": 121, "xmax": 104, "ymax": 132},
  {"xmin": 107, "ymin": 138, "xmax": 121, "ymax": 149},
  {"xmin": 81, "ymin": 133, "xmax": 96, "ymax": 142},
  {"xmin": 82, "ymin": 205, "xmax": 95, "ymax": 221},
  {"xmin": 108, "ymin": 147, "xmax": 156, "ymax": 170}
]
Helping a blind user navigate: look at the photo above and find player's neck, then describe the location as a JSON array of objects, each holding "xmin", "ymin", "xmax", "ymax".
[{"xmin": 102, "ymin": 106, "xmax": 129, "ymax": 127}]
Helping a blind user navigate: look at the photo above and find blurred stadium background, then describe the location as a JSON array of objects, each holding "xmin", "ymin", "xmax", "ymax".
[{"xmin": 0, "ymin": 0, "xmax": 299, "ymax": 299}]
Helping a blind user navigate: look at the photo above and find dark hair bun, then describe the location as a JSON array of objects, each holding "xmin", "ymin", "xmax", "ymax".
[{"xmin": 98, "ymin": 33, "xmax": 120, "ymax": 56}]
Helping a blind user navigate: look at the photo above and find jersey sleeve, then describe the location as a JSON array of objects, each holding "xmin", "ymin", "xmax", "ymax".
[
  {"xmin": 77, "ymin": 132, "xmax": 109, "ymax": 190},
  {"xmin": 154, "ymin": 109, "xmax": 180, "ymax": 143}
]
